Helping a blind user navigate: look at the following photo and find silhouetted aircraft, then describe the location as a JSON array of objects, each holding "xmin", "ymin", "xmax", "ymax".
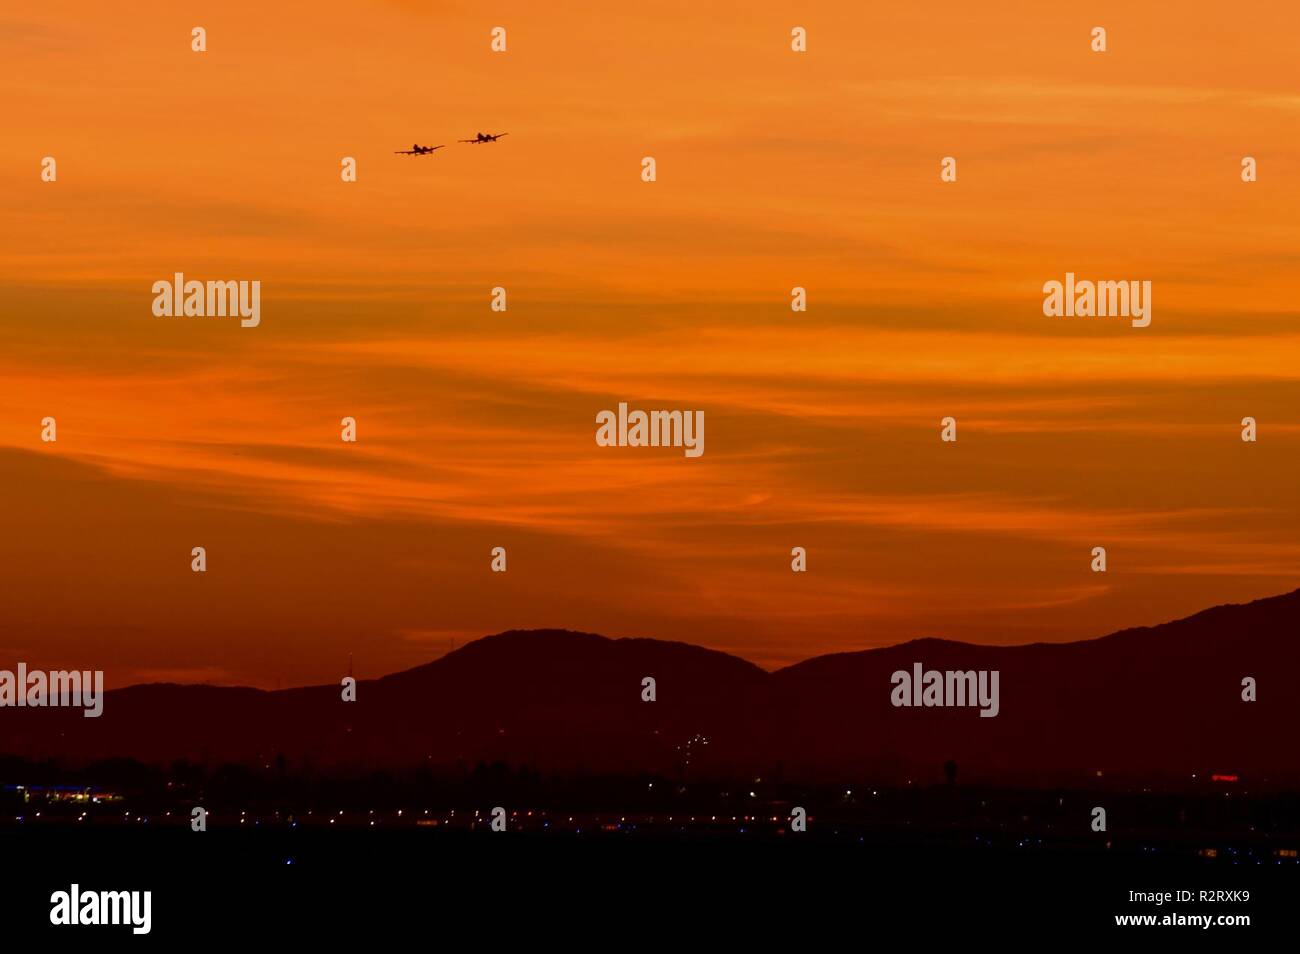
[
  {"xmin": 394, "ymin": 144, "xmax": 446, "ymax": 156},
  {"xmin": 459, "ymin": 132, "xmax": 509, "ymax": 144}
]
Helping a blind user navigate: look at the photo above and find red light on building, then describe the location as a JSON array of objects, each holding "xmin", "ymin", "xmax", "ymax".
[{"xmin": 1210, "ymin": 774, "xmax": 1238, "ymax": 782}]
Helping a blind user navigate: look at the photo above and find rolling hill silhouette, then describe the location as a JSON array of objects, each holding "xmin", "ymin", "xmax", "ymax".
[{"xmin": 2, "ymin": 591, "xmax": 1296, "ymax": 784}]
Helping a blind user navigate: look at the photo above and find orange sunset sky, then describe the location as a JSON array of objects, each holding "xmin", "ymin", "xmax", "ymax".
[{"xmin": 2, "ymin": 1, "xmax": 1299, "ymax": 687}]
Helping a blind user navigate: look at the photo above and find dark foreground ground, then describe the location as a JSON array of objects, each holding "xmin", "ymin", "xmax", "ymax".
[
  {"xmin": 0, "ymin": 824, "xmax": 1295, "ymax": 941},
  {"xmin": 2, "ymin": 769, "xmax": 1296, "ymax": 939}
]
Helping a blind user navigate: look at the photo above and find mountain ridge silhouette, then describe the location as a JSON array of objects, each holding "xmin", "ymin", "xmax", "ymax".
[{"xmin": 2, "ymin": 589, "xmax": 1296, "ymax": 783}]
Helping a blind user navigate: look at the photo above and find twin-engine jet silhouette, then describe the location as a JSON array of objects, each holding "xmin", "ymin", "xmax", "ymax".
[
  {"xmin": 394, "ymin": 143, "xmax": 446, "ymax": 156},
  {"xmin": 458, "ymin": 132, "xmax": 508, "ymax": 144}
]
